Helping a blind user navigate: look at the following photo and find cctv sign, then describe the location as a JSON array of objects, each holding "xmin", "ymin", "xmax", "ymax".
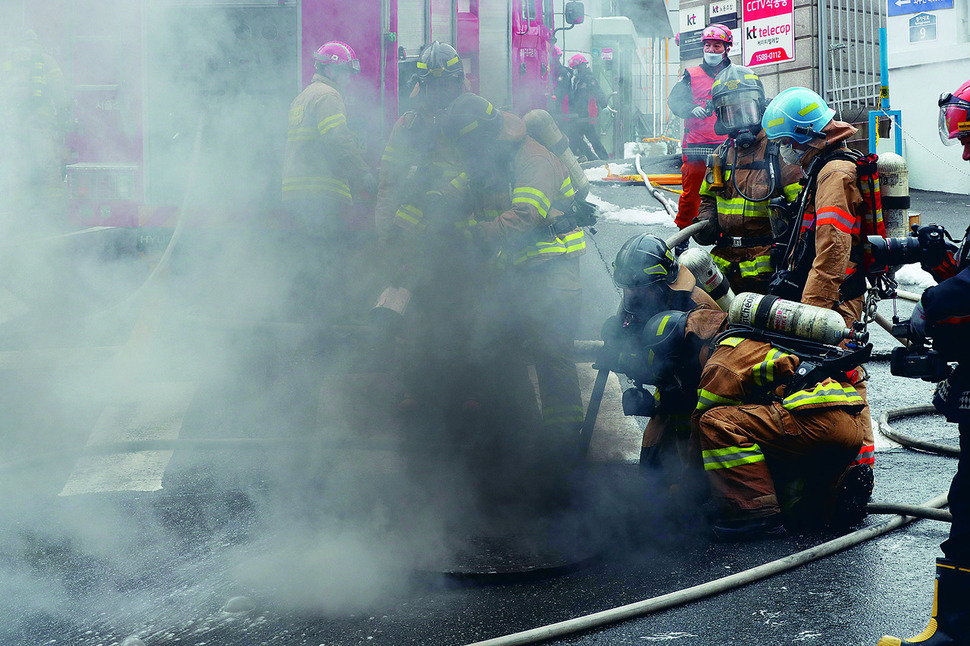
[{"xmin": 742, "ymin": 0, "xmax": 795, "ymax": 67}]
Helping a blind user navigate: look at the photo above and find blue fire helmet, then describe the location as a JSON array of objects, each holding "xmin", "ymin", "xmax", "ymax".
[{"xmin": 761, "ymin": 87, "xmax": 835, "ymax": 144}]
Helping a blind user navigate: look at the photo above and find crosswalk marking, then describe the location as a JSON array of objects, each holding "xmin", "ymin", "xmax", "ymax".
[{"xmin": 59, "ymin": 381, "xmax": 195, "ymax": 496}]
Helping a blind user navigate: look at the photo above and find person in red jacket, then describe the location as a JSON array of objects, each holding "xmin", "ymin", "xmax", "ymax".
[{"xmin": 666, "ymin": 24, "xmax": 732, "ymax": 253}]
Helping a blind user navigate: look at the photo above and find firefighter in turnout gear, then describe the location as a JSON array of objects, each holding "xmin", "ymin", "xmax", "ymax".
[
  {"xmin": 281, "ymin": 41, "xmax": 376, "ymax": 323},
  {"xmin": 761, "ymin": 87, "xmax": 876, "ymax": 477},
  {"xmin": 876, "ymin": 79, "xmax": 970, "ymax": 646},
  {"xmin": 691, "ymin": 321, "xmax": 871, "ymax": 541},
  {"xmin": 666, "ymin": 23, "xmax": 732, "ymax": 241},
  {"xmin": 602, "ymin": 234, "xmax": 720, "ymax": 479},
  {"xmin": 694, "ymin": 66, "xmax": 802, "ymax": 294},
  {"xmin": 442, "ymin": 93, "xmax": 588, "ymax": 461},
  {"xmin": 282, "ymin": 41, "xmax": 375, "ymax": 232},
  {"xmin": 375, "ymin": 41, "xmax": 467, "ymax": 248}
]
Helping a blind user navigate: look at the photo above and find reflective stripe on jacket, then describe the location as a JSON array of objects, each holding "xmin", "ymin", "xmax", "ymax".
[
  {"xmin": 477, "ymin": 136, "xmax": 586, "ymax": 266},
  {"xmin": 697, "ymin": 131, "xmax": 803, "ymax": 280},
  {"xmin": 282, "ymin": 74, "xmax": 370, "ymax": 206},
  {"xmin": 795, "ymin": 122, "xmax": 866, "ymax": 309},
  {"xmin": 692, "ymin": 336, "xmax": 863, "ymax": 421}
]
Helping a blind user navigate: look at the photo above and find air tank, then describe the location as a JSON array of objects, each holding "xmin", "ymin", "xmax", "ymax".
[
  {"xmin": 678, "ymin": 247, "xmax": 735, "ymax": 311},
  {"xmin": 523, "ymin": 109, "xmax": 589, "ymax": 200},
  {"xmin": 728, "ymin": 292, "xmax": 866, "ymax": 345},
  {"xmin": 877, "ymin": 152, "xmax": 909, "ymax": 238}
]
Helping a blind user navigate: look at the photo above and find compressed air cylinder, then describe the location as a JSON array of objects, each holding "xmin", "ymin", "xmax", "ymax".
[
  {"xmin": 728, "ymin": 292, "xmax": 855, "ymax": 345},
  {"xmin": 523, "ymin": 109, "xmax": 589, "ymax": 200},
  {"xmin": 877, "ymin": 152, "xmax": 909, "ymax": 238},
  {"xmin": 678, "ymin": 247, "xmax": 735, "ymax": 311}
]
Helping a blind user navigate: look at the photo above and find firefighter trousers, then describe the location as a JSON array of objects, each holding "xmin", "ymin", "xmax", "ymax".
[
  {"xmin": 503, "ymin": 256, "xmax": 584, "ymax": 455},
  {"xmin": 697, "ymin": 401, "xmax": 865, "ymax": 523},
  {"xmin": 943, "ymin": 422, "xmax": 970, "ymax": 563}
]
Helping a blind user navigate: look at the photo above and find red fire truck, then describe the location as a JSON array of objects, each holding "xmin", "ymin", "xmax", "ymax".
[{"xmin": 24, "ymin": 0, "xmax": 582, "ymax": 231}]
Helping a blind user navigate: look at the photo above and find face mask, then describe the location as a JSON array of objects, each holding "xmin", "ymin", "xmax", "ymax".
[
  {"xmin": 703, "ymin": 52, "xmax": 724, "ymax": 66},
  {"xmin": 779, "ymin": 142, "xmax": 804, "ymax": 166}
]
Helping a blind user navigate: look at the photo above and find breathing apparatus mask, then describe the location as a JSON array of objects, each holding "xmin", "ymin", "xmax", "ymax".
[{"xmin": 713, "ymin": 90, "xmax": 763, "ymax": 150}]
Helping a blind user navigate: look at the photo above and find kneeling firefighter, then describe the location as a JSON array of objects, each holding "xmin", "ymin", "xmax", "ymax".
[
  {"xmin": 441, "ymin": 93, "xmax": 595, "ymax": 461},
  {"xmin": 634, "ymin": 297, "xmax": 873, "ymax": 541},
  {"xmin": 694, "ymin": 65, "xmax": 803, "ymax": 294},
  {"xmin": 601, "ymin": 233, "xmax": 720, "ymax": 478}
]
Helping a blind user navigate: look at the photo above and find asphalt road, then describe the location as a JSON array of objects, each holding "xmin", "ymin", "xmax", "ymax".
[{"xmin": 0, "ymin": 181, "xmax": 965, "ymax": 646}]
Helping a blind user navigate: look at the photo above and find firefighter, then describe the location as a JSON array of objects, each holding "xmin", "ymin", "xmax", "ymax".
[
  {"xmin": 666, "ymin": 23, "xmax": 733, "ymax": 253},
  {"xmin": 281, "ymin": 41, "xmax": 376, "ymax": 323},
  {"xmin": 441, "ymin": 92, "xmax": 588, "ymax": 463},
  {"xmin": 875, "ymin": 80, "xmax": 970, "ymax": 646},
  {"xmin": 370, "ymin": 42, "xmax": 476, "ymax": 420},
  {"xmin": 563, "ymin": 54, "xmax": 609, "ymax": 162},
  {"xmin": 693, "ymin": 66, "xmax": 803, "ymax": 294},
  {"xmin": 375, "ymin": 41, "xmax": 467, "ymax": 248},
  {"xmin": 760, "ymin": 87, "xmax": 875, "ymax": 477},
  {"xmin": 603, "ymin": 233, "xmax": 719, "ymax": 477},
  {"xmin": 0, "ymin": 27, "xmax": 68, "ymax": 228},
  {"xmin": 635, "ymin": 307, "xmax": 871, "ymax": 541}
]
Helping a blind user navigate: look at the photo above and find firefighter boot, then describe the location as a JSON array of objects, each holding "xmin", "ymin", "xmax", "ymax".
[
  {"xmin": 877, "ymin": 559, "xmax": 970, "ymax": 645},
  {"xmin": 829, "ymin": 462, "xmax": 874, "ymax": 529}
]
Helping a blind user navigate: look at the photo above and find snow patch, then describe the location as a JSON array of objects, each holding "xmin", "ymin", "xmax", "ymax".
[
  {"xmin": 895, "ymin": 263, "xmax": 936, "ymax": 291},
  {"xmin": 584, "ymin": 162, "xmax": 633, "ymax": 181},
  {"xmin": 587, "ymin": 193, "xmax": 674, "ymax": 227}
]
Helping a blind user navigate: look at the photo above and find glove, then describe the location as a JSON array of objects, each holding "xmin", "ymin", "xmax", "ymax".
[
  {"xmin": 908, "ymin": 301, "xmax": 928, "ymax": 344},
  {"xmin": 690, "ymin": 105, "xmax": 709, "ymax": 119},
  {"xmin": 691, "ymin": 217, "xmax": 720, "ymax": 246}
]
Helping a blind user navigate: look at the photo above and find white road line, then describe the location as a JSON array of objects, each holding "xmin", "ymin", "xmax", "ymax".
[{"xmin": 59, "ymin": 381, "xmax": 196, "ymax": 496}]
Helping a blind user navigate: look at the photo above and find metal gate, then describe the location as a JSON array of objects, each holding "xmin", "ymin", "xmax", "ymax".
[{"xmin": 818, "ymin": 0, "xmax": 885, "ymax": 119}]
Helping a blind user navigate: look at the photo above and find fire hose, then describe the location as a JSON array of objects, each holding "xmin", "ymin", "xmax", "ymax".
[
  {"xmin": 635, "ymin": 153, "xmax": 678, "ymax": 220},
  {"xmin": 465, "ymin": 407, "xmax": 957, "ymax": 646}
]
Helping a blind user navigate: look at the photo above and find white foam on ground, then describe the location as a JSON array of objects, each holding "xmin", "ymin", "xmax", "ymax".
[{"xmin": 587, "ymin": 193, "xmax": 674, "ymax": 227}]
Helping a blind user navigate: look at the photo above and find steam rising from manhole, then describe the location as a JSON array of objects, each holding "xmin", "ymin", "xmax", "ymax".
[{"xmin": 121, "ymin": 637, "xmax": 146, "ymax": 646}]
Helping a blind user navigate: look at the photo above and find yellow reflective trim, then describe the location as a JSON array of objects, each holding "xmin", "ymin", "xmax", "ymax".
[
  {"xmin": 702, "ymin": 444, "xmax": 766, "ymax": 470},
  {"xmin": 696, "ymin": 388, "xmax": 743, "ymax": 413},
  {"xmin": 318, "ymin": 113, "xmax": 347, "ymax": 136},
  {"xmin": 798, "ymin": 102, "xmax": 819, "ymax": 116},
  {"xmin": 513, "ymin": 186, "xmax": 551, "ymax": 209},
  {"xmin": 656, "ymin": 314, "xmax": 671, "ymax": 336},
  {"xmin": 394, "ymin": 204, "xmax": 424, "ymax": 225},
  {"xmin": 718, "ymin": 336, "xmax": 744, "ymax": 347},
  {"xmin": 767, "ymin": 117, "xmax": 784, "ymax": 128},
  {"xmin": 459, "ymin": 120, "xmax": 479, "ymax": 137},
  {"xmin": 782, "ymin": 381, "xmax": 863, "ymax": 409}
]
